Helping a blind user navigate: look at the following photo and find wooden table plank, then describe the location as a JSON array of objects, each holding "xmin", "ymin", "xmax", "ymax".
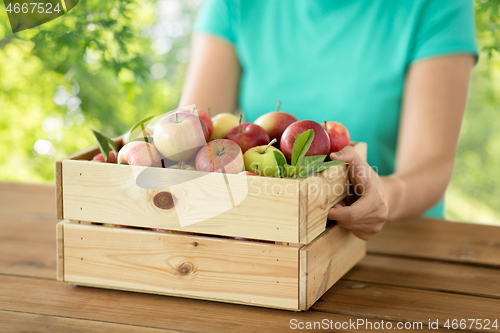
[
  {"xmin": 0, "ymin": 275, "xmax": 451, "ymax": 333},
  {"xmin": 312, "ymin": 280, "xmax": 500, "ymax": 332},
  {"xmin": 368, "ymin": 218, "xmax": 500, "ymax": 266},
  {"xmin": 0, "ymin": 183, "xmax": 58, "ymax": 279},
  {"xmin": 0, "ymin": 310, "xmax": 179, "ymax": 333},
  {"xmin": 343, "ymin": 254, "xmax": 500, "ymax": 299}
]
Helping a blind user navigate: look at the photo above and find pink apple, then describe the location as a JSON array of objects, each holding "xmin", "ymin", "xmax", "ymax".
[
  {"xmin": 153, "ymin": 112, "xmax": 209, "ymax": 162},
  {"xmin": 324, "ymin": 121, "xmax": 351, "ymax": 153},
  {"xmin": 117, "ymin": 141, "xmax": 162, "ymax": 167},
  {"xmin": 225, "ymin": 116, "xmax": 270, "ymax": 153},
  {"xmin": 92, "ymin": 151, "xmax": 117, "ymax": 163},
  {"xmin": 254, "ymin": 102, "xmax": 297, "ymax": 145},
  {"xmin": 195, "ymin": 139, "xmax": 244, "ymax": 174},
  {"xmin": 280, "ymin": 120, "xmax": 331, "ymax": 162}
]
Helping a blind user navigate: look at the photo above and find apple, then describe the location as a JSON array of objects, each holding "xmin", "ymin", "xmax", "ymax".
[
  {"xmin": 117, "ymin": 141, "xmax": 162, "ymax": 167},
  {"xmin": 92, "ymin": 151, "xmax": 117, "ymax": 163},
  {"xmin": 175, "ymin": 107, "xmax": 214, "ymax": 138},
  {"xmin": 168, "ymin": 161, "xmax": 196, "ymax": 170},
  {"xmin": 225, "ymin": 115, "xmax": 270, "ymax": 153},
  {"xmin": 324, "ymin": 120, "xmax": 350, "ymax": 153},
  {"xmin": 243, "ymin": 139, "xmax": 286, "ymax": 177},
  {"xmin": 153, "ymin": 112, "xmax": 209, "ymax": 162},
  {"xmin": 209, "ymin": 113, "xmax": 239, "ymax": 140},
  {"xmin": 238, "ymin": 171, "xmax": 259, "ymax": 176},
  {"xmin": 280, "ymin": 120, "xmax": 331, "ymax": 162},
  {"xmin": 195, "ymin": 139, "xmax": 244, "ymax": 174},
  {"xmin": 253, "ymin": 101, "xmax": 298, "ymax": 145}
]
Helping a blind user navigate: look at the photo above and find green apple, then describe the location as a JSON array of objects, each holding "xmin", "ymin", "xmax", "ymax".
[
  {"xmin": 209, "ymin": 113, "xmax": 240, "ymax": 140},
  {"xmin": 243, "ymin": 139, "xmax": 285, "ymax": 177}
]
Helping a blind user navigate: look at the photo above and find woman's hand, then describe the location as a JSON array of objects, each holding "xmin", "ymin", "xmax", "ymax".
[{"xmin": 328, "ymin": 146, "xmax": 394, "ymax": 240}]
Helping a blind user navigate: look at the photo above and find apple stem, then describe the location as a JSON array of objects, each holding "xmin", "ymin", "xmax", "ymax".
[
  {"xmin": 180, "ymin": 161, "xmax": 185, "ymax": 169},
  {"xmin": 276, "ymin": 101, "xmax": 281, "ymax": 112},
  {"xmin": 323, "ymin": 120, "xmax": 327, "ymax": 131},
  {"xmin": 175, "ymin": 112, "xmax": 178, "ymax": 123},
  {"xmin": 254, "ymin": 165, "xmax": 258, "ymax": 173},
  {"xmin": 218, "ymin": 147, "xmax": 225, "ymax": 157},
  {"xmin": 261, "ymin": 138, "xmax": 277, "ymax": 154},
  {"xmin": 191, "ymin": 106, "xmax": 196, "ymax": 114},
  {"xmin": 238, "ymin": 114, "xmax": 243, "ymax": 133},
  {"xmin": 207, "ymin": 107, "xmax": 212, "ymax": 117}
]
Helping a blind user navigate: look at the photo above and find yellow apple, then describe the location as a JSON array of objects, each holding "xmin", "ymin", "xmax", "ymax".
[{"xmin": 209, "ymin": 113, "xmax": 239, "ymax": 140}]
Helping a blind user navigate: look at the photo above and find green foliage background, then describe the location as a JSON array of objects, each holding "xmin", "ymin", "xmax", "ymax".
[{"xmin": 0, "ymin": 0, "xmax": 499, "ymax": 223}]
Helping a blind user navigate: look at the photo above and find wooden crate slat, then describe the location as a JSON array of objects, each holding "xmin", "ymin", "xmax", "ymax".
[
  {"xmin": 62, "ymin": 161, "xmax": 301, "ymax": 243},
  {"xmin": 63, "ymin": 223, "xmax": 300, "ymax": 310},
  {"xmin": 300, "ymin": 226, "xmax": 366, "ymax": 310},
  {"xmin": 368, "ymin": 218, "xmax": 500, "ymax": 266},
  {"xmin": 344, "ymin": 254, "xmax": 500, "ymax": 299}
]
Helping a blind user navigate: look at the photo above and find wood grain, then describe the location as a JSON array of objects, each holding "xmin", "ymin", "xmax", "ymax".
[
  {"xmin": 313, "ymin": 280, "xmax": 500, "ymax": 332},
  {"xmin": 0, "ymin": 310, "xmax": 177, "ymax": 333},
  {"xmin": 300, "ymin": 225, "xmax": 366, "ymax": 309},
  {"xmin": 368, "ymin": 218, "xmax": 500, "ymax": 266},
  {"xmin": 344, "ymin": 254, "xmax": 500, "ymax": 299},
  {"xmin": 0, "ymin": 275, "xmax": 451, "ymax": 332},
  {"xmin": 62, "ymin": 160, "xmax": 302, "ymax": 243},
  {"xmin": 63, "ymin": 222, "xmax": 300, "ymax": 310}
]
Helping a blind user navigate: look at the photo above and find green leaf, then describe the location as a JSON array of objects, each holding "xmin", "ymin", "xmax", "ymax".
[
  {"xmin": 291, "ymin": 129, "xmax": 314, "ymax": 166},
  {"xmin": 273, "ymin": 151, "xmax": 287, "ymax": 178},
  {"xmin": 91, "ymin": 129, "xmax": 111, "ymax": 163},
  {"xmin": 105, "ymin": 136, "xmax": 117, "ymax": 152},
  {"xmin": 297, "ymin": 161, "xmax": 347, "ymax": 178},
  {"xmin": 131, "ymin": 137, "xmax": 154, "ymax": 143},
  {"xmin": 297, "ymin": 154, "xmax": 326, "ymax": 168},
  {"xmin": 129, "ymin": 115, "xmax": 156, "ymax": 144}
]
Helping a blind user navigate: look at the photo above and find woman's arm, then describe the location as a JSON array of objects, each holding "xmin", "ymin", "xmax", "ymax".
[
  {"xmin": 328, "ymin": 54, "xmax": 476, "ymax": 240},
  {"xmin": 179, "ymin": 33, "xmax": 241, "ymax": 115}
]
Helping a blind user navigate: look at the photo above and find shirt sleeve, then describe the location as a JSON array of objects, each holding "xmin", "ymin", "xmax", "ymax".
[
  {"xmin": 409, "ymin": 0, "xmax": 479, "ymax": 64},
  {"xmin": 193, "ymin": 0, "xmax": 238, "ymax": 45}
]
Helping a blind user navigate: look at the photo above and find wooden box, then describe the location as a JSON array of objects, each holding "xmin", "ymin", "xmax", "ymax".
[{"xmin": 56, "ymin": 139, "xmax": 367, "ymax": 311}]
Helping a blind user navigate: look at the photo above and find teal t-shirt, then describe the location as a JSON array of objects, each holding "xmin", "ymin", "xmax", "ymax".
[{"xmin": 194, "ymin": 0, "xmax": 478, "ymax": 218}]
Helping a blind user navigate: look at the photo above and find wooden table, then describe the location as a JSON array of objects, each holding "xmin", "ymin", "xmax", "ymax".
[{"xmin": 1, "ymin": 182, "xmax": 499, "ymax": 332}]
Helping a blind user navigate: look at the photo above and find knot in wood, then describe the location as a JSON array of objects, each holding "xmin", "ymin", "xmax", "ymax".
[
  {"xmin": 153, "ymin": 192, "xmax": 174, "ymax": 210},
  {"xmin": 177, "ymin": 262, "xmax": 195, "ymax": 276}
]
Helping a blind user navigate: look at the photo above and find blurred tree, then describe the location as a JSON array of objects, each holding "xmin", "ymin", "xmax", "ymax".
[{"xmin": 0, "ymin": 0, "xmax": 199, "ymax": 182}]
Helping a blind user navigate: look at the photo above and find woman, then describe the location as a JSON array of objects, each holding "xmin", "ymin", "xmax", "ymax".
[{"xmin": 179, "ymin": 0, "xmax": 478, "ymax": 240}]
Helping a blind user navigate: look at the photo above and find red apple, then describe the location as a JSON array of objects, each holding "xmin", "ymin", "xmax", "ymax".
[
  {"xmin": 280, "ymin": 120, "xmax": 331, "ymax": 162},
  {"xmin": 92, "ymin": 151, "xmax": 117, "ymax": 163},
  {"xmin": 153, "ymin": 112, "xmax": 209, "ymax": 162},
  {"xmin": 175, "ymin": 108, "xmax": 213, "ymax": 138},
  {"xmin": 254, "ymin": 101, "xmax": 297, "ymax": 145},
  {"xmin": 117, "ymin": 141, "xmax": 162, "ymax": 167},
  {"xmin": 324, "ymin": 120, "xmax": 350, "ymax": 153},
  {"xmin": 195, "ymin": 139, "xmax": 244, "ymax": 174},
  {"xmin": 225, "ymin": 115, "xmax": 270, "ymax": 153}
]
